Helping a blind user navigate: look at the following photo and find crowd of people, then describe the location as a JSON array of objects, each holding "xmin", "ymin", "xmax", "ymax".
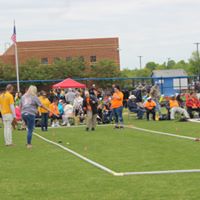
[{"xmin": 0, "ymin": 82, "xmax": 200, "ymax": 148}]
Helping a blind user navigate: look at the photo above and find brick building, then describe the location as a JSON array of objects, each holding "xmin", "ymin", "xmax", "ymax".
[{"xmin": 0, "ymin": 37, "xmax": 120, "ymax": 69}]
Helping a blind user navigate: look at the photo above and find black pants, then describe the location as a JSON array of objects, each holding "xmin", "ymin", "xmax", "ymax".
[
  {"xmin": 41, "ymin": 113, "xmax": 49, "ymax": 130},
  {"xmin": 146, "ymin": 109, "xmax": 155, "ymax": 120}
]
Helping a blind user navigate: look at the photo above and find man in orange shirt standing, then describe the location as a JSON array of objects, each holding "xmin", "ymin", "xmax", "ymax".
[
  {"xmin": 112, "ymin": 85, "xmax": 124, "ymax": 128},
  {"xmin": 0, "ymin": 84, "xmax": 17, "ymax": 146}
]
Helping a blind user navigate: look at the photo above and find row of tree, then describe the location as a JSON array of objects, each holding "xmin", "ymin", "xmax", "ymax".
[
  {"xmin": 0, "ymin": 58, "xmax": 120, "ymax": 81},
  {"xmin": 0, "ymin": 51, "xmax": 199, "ymax": 88},
  {"xmin": 121, "ymin": 52, "xmax": 200, "ymax": 78}
]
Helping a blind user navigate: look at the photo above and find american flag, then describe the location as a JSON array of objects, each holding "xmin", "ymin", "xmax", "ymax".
[{"xmin": 11, "ymin": 24, "xmax": 16, "ymax": 43}]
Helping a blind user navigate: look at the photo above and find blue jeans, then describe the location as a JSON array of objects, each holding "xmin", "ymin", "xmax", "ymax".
[
  {"xmin": 41, "ymin": 113, "xmax": 48, "ymax": 131},
  {"xmin": 113, "ymin": 106, "xmax": 124, "ymax": 125},
  {"xmin": 129, "ymin": 108, "xmax": 145, "ymax": 119},
  {"xmin": 22, "ymin": 113, "xmax": 35, "ymax": 144}
]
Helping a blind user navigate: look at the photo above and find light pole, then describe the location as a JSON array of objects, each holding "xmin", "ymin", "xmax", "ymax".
[
  {"xmin": 138, "ymin": 56, "xmax": 142, "ymax": 69},
  {"xmin": 194, "ymin": 42, "xmax": 200, "ymax": 79},
  {"xmin": 167, "ymin": 57, "xmax": 170, "ymax": 69}
]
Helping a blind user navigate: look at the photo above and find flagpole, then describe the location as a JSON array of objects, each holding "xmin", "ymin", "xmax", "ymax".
[
  {"xmin": 14, "ymin": 42, "xmax": 20, "ymax": 92},
  {"xmin": 12, "ymin": 20, "xmax": 20, "ymax": 92}
]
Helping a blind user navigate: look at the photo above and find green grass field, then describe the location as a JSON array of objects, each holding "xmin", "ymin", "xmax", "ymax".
[{"xmin": 1, "ymin": 118, "xmax": 200, "ymax": 200}]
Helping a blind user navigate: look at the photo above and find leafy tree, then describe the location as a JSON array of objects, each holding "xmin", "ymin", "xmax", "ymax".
[
  {"xmin": 189, "ymin": 51, "xmax": 200, "ymax": 75},
  {"xmin": 145, "ymin": 62, "xmax": 158, "ymax": 71},
  {"xmin": 167, "ymin": 60, "xmax": 176, "ymax": 68},
  {"xmin": 87, "ymin": 60, "xmax": 120, "ymax": 87},
  {"xmin": 89, "ymin": 60, "xmax": 120, "ymax": 78}
]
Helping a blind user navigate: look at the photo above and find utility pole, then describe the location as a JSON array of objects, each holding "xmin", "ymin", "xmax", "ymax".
[
  {"xmin": 138, "ymin": 56, "xmax": 142, "ymax": 69},
  {"xmin": 194, "ymin": 42, "xmax": 200, "ymax": 79},
  {"xmin": 167, "ymin": 57, "xmax": 170, "ymax": 69}
]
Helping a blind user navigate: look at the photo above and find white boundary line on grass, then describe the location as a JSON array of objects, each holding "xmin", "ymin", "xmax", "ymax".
[
  {"xmin": 33, "ymin": 132, "xmax": 119, "ymax": 176},
  {"xmin": 125, "ymin": 125, "xmax": 196, "ymax": 141},
  {"xmin": 33, "ymin": 125, "xmax": 200, "ymax": 176},
  {"xmin": 123, "ymin": 169, "xmax": 200, "ymax": 175}
]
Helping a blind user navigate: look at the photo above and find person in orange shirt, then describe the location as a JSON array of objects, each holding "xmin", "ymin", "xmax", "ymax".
[
  {"xmin": 0, "ymin": 84, "xmax": 17, "ymax": 146},
  {"xmin": 49, "ymin": 98, "xmax": 60, "ymax": 127},
  {"xmin": 169, "ymin": 95, "xmax": 189, "ymax": 120},
  {"xmin": 111, "ymin": 85, "xmax": 124, "ymax": 128},
  {"xmin": 144, "ymin": 97, "xmax": 156, "ymax": 120}
]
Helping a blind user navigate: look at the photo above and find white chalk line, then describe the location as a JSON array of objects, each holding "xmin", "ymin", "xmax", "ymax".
[
  {"xmin": 33, "ymin": 125, "xmax": 200, "ymax": 176},
  {"xmin": 123, "ymin": 169, "xmax": 200, "ymax": 176},
  {"xmin": 33, "ymin": 132, "xmax": 117, "ymax": 176},
  {"xmin": 125, "ymin": 125, "xmax": 196, "ymax": 141}
]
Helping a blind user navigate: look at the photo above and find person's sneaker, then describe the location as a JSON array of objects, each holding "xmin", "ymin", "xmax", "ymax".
[
  {"xmin": 91, "ymin": 127, "xmax": 95, "ymax": 131},
  {"xmin": 26, "ymin": 144, "xmax": 32, "ymax": 149},
  {"xmin": 85, "ymin": 127, "xmax": 89, "ymax": 131},
  {"xmin": 67, "ymin": 123, "xmax": 71, "ymax": 127},
  {"xmin": 55, "ymin": 122, "xmax": 60, "ymax": 127},
  {"xmin": 114, "ymin": 125, "xmax": 120, "ymax": 129},
  {"xmin": 6, "ymin": 143, "xmax": 15, "ymax": 147}
]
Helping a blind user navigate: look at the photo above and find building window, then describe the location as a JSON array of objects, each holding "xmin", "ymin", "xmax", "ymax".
[
  {"xmin": 79, "ymin": 56, "xmax": 85, "ymax": 62},
  {"xmin": 66, "ymin": 56, "xmax": 72, "ymax": 61},
  {"xmin": 90, "ymin": 55, "xmax": 96, "ymax": 62},
  {"xmin": 41, "ymin": 57, "xmax": 48, "ymax": 64}
]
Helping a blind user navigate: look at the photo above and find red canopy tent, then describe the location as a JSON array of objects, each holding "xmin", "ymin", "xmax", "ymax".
[{"xmin": 52, "ymin": 78, "xmax": 86, "ymax": 89}]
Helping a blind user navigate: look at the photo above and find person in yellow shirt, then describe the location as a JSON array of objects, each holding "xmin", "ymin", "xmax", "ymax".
[
  {"xmin": 0, "ymin": 84, "xmax": 17, "ymax": 146},
  {"xmin": 38, "ymin": 91, "xmax": 51, "ymax": 131},
  {"xmin": 111, "ymin": 85, "xmax": 124, "ymax": 128},
  {"xmin": 144, "ymin": 97, "xmax": 156, "ymax": 120}
]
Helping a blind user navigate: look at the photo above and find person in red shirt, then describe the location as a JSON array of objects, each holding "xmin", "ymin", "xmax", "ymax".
[{"xmin": 186, "ymin": 92, "xmax": 200, "ymax": 118}]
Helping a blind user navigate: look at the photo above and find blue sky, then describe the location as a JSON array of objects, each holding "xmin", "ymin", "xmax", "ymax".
[{"xmin": 1, "ymin": 0, "xmax": 200, "ymax": 69}]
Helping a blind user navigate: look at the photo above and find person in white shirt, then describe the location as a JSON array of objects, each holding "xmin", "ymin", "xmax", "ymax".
[
  {"xmin": 62, "ymin": 101, "xmax": 74, "ymax": 126},
  {"xmin": 65, "ymin": 88, "xmax": 76, "ymax": 105},
  {"xmin": 73, "ymin": 92, "xmax": 83, "ymax": 122}
]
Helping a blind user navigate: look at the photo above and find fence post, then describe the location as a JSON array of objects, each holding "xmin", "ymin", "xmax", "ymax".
[{"xmin": 161, "ymin": 77, "xmax": 164, "ymax": 94}]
